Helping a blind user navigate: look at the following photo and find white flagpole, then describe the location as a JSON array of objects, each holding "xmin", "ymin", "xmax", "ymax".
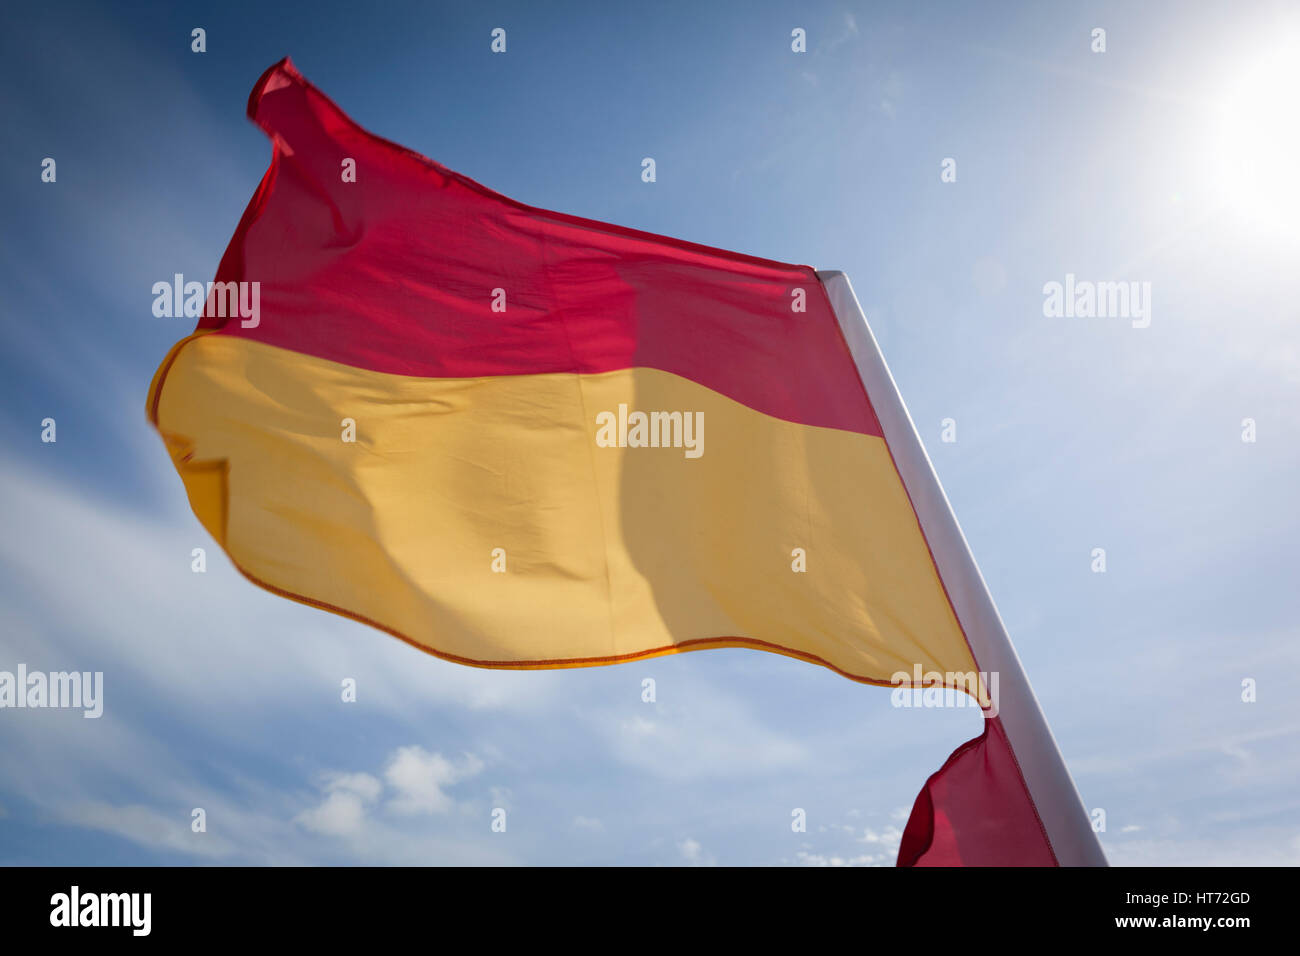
[{"xmin": 818, "ymin": 270, "xmax": 1107, "ymax": 866}]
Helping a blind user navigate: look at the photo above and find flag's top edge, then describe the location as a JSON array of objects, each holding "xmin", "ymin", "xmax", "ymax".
[{"xmin": 246, "ymin": 57, "xmax": 821, "ymax": 280}]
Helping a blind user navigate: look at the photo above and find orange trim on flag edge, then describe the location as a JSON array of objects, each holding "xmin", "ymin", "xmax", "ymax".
[{"xmin": 146, "ymin": 329, "xmax": 981, "ymax": 699}]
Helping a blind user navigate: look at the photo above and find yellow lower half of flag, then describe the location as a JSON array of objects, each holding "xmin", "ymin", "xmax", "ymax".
[{"xmin": 153, "ymin": 334, "xmax": 979, "ymax": 692}]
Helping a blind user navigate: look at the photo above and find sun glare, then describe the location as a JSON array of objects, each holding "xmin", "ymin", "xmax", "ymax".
[{"xmin": 1207, "ymin": 37, "xmax": 1300, "ymax": 232}]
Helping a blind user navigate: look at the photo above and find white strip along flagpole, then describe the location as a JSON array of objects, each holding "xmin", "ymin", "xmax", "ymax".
[{"xmin": 818, "ymin": 270, "xmax": 1108, "ymax": 867}]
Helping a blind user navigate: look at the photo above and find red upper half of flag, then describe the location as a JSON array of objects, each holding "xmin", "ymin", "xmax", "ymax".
[{"xmin": 201, "ymin": 57, "xmax": 882, "ymax": 438}]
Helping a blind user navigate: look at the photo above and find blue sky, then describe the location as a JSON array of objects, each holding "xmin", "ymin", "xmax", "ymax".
[{"xmin": 1, "ymin": 0, "xmax": 1297, "ymax": 865}]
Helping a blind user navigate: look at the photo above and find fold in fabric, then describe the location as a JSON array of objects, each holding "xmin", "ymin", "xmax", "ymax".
[{"xmin": 898, "ymin": 716, "xmax": 1058, "ymax": 866}]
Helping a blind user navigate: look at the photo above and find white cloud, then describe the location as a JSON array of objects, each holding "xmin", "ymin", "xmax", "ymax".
[
  {"xmin": 861, "ymin": 825, "xmax": 904, "ymax": 848},
  {"xmin": 384, "ymin": 747, "xmax": 483, "ymax": 815},
  {"xmin": 295, "ymin": 772, "xmax": 382, "ymax": 837},
  {"xmin": 785, "ymin": 812, "xmax": 904, "ymax": 867},
  {"xmin": 295, "ymin": 790, "xmax": 370, "ymax": 837},
  {"xmin": 678, "ymin": 837, "xmax": 701, "ymax": 860},
  {"xmin": 794, "ymin": 849, "xmax": 892, "ymax": 867},
  {"xmin": 296, "ymin": 747, "xmax": 486, "ymax": 834}
]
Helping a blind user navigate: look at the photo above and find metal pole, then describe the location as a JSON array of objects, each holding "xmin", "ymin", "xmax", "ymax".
[{"xmin": 818, "ymin": 270, "xmax": 1107, "ymax": 866}]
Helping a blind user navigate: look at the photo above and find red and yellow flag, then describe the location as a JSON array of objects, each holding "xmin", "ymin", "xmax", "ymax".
[{"xmin": 149, "ymin": 58, "xmax": 1069, "ymax": 866}]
